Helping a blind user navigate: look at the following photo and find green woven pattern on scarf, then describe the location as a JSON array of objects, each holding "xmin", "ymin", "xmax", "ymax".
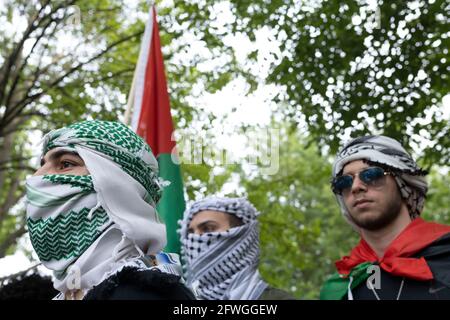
[
  {"xmin": 85, "ymin": 140, "xmax": 161, "ymax": 203},
  {"xmin": 46, "ymin": 121, "xmax": 151, "ymax": 154},
  {"xmin": 44, "ymin": 120, "xmax": 161, "ymax": 204},
  {"xmin": 26, "ymin": 183, "xmax": 91, "ymax": 208},
  {"xmin": 42, "ymin": 174, "xmax": 94, "ymax": 192},
  {"xmin": 27, "ymin": 207, "xmax": 109, "ymax": 261}
]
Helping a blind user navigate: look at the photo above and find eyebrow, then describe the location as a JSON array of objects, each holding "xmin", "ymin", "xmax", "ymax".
[
  {"xmin": 40, "ymin": 150, "xmax": 81, "ymax": 166},
  {"xmin": 187, "ymin": 220, "xmax": 219, "ymax": 233},
  {"xmin": 342, "ymin": 166, "xmax": 371, "ymax": 176},
  {"xmin": 197, "ymin": 220, "xmax": 219, "ymax": 229}
]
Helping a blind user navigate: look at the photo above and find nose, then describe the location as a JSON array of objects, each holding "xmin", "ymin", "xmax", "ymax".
[
  {"xmin": 350, "ymin": 175, "xmax": 367, "ymax": 194},
  {"xmin": 33, "ymin": 163, "xmax": 55, "ymax": 176}
]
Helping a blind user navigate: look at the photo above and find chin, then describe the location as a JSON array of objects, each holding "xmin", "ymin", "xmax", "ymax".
[{"xmin": 351, "ymin": 211, "xmax": 392, "ymax": 231}]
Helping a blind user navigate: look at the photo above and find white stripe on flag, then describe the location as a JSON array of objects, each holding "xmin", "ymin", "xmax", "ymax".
[{"xmin": 131, "ymin": 7, "xmax": 154, "ymax": 131}]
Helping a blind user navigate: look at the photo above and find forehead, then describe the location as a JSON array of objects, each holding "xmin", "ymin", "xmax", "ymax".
[
  {"xmin": 342, "ymin": 160, "xmax": 369, "ymax": 174},
  {"xmin": 42, "ymin": 148, "xmax": 79, "ymax": 159},
  {"xmin": 189, "ymin": 210, "xmax": 231, "ymax": 225}
]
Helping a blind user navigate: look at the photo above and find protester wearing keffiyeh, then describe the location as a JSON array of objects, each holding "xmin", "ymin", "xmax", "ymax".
[
  {"xmin": 179, "ymin": 197, "xmax": 267, "ymax": 300},
  {"xmin": 321, "ymin": 135, "xmax": 450, "ymax": 300},
  {"xmin": 332, "ymin": 135, "xmax": 428, "ymax": 227},
  {"xmin": 25, "ymin": 120, "xmax": 192, "ymax": 300},
  {"xmin": 179, "ymin": 197, "xmax": 292, "ymax": 300}
]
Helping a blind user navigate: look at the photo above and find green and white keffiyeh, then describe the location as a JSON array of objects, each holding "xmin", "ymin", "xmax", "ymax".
[
  {"xmin": 27, "ymin": 174, "xmax": 110, "ymax": 277},
  {"xmin": 26, "ymin": 120, "xmax": 167, "ymax": 294}
]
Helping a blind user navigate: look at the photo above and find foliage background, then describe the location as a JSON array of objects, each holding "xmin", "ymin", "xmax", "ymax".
[{"xmin": 0, "ymin": 0, "xmax": 448, "ymax": 299}]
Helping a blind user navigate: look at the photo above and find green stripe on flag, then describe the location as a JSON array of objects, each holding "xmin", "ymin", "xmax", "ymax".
[{"xmin": 157, "ymin": 153, "xmax": 185, "ymax": 254}]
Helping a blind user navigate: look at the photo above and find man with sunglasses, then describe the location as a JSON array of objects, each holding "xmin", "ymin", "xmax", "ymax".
[{"xmin": 320, "ymin": 135, "xmax": 450, "ymax": 300}]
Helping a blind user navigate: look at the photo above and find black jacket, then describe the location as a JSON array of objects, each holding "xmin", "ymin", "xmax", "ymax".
[
  {"xmin": 83, "ymin": 267, "xmax": 195, "ymax": 300},
  {"xmin": 349, "ymin": 232, "xmax": 450, "ymax": 300},
  {"xmin": 0, "ymin": 273, "xmax": 58, "ymax": 300}
]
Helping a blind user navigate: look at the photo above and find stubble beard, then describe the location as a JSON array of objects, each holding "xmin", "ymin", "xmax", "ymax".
[{"xmin": 349, "ymin": 197, "xmax": 403, "ymax": 231}]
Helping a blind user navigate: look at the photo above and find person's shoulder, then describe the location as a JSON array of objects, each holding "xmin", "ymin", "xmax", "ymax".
[
  {"xmin": 83, "ymin": 267, "xmax": 195, "ymax": 300},
  {"xmin": 258, "ymin": 286, "xmax": 296, "ymax": 300},
  {"xmin": 416, "ymin": 230, "xmax": 450, "ymax": 258},
  {"xmin": 416, "ymin": 231, "xmax": 450, "ymax": 288}
]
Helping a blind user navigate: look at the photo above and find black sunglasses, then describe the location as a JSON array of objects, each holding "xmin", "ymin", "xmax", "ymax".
[{"xmin": 332, "ymin": 167, "xmax": 392, "ymax": 195}]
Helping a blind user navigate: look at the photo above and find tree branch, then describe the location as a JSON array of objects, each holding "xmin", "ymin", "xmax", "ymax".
[
  {"xmin": 0, "ymin": 134, "xmax": 14, "ymax": 191},
  {"xmin": 0, "ymin": 0, "xmax": 52, "ymax": 104},
  {"xmin": 0, "ymin": 262, "xmax": 42, "ymax": 284},
  {"xmin": 0, "ymin": 223, "xmax": 27, "ymax": 259},
  {"xmin": 87, "ymin": 67, "xmax": 135, "ymax": 85},
  {"xmin": 0, "ymin": 156, "xmax": 35, "ymax": 166},
  {"xmin": 0, "ymin": 2, "xmax": 79, "ymax": 132},
  {"xmin": 3, "ymin": 11, "xmax": 65, "ymax": 115},
  {"xmin": 3, "ymin": 29, "xmax": 145, "ymax": 125},
  {"xmin": 0, "ymin": 164, "xmax": 36, "ymax": 172},
  {"xmin": 0, "ymin": 179, "xmax": 24, "ymax": 224}
]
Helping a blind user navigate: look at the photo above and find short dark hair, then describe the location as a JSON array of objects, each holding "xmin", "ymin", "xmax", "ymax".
[{"xmin": 0, "ymin": 272, "xmax": 58, "ymax": 300}]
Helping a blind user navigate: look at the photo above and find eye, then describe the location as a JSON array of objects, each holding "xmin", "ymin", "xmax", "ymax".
[
  {"xmin": 360, "ymin": 167, "xmax": 384, "ymax": 184},
  {"xmin": 333, "ymin": 175, "xmax": 353, "ymax": 194},
  {"xmin": 201, "ymin": 223, "xmax": 218, "ymax": 233},
  {"xmin": 60, "ymin": 160, "xmax": 79, "ymax": 169}
]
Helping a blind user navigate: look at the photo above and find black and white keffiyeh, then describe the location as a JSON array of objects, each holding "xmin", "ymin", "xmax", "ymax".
[
  {"xmin": 332, "ymin": 135, "xmax": 428, "ymax": 227},
  {"xmin": 179, "ymin": 197, "xmax": 268, "ymax": 300}
]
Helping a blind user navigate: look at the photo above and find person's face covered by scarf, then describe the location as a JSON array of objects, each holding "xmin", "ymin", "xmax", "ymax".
[
  {"xmin": 179, "ymin": 197, "xmax": 268, "ymax": 300},
  {"xmin": 331, "ymin": 135, "xmax": 428, "ymax": 231},
  {"xmin": 35, "ymin": 148, "xmax": 89, "ymax": 176},
  {"xmin": 187, "ymin": 210, "xmax": 243, "ymax": 235},
  {"xmin": 26, "ymin": 120, "xmax": 166, "ymax": 281}
]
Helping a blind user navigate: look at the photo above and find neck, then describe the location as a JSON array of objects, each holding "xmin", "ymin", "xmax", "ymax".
[
  {"xmin": 360, "ymin": 206, "xmax": 412, "ymax": 259},
  {"xmin": 65, "ymin": 289, "xmax": 84, "ymax": 300}
]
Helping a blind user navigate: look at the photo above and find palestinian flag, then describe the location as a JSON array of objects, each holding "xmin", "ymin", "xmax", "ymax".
[{"xmin": 126, "ymin": 5, "xmax": 185, "ymax": 254}]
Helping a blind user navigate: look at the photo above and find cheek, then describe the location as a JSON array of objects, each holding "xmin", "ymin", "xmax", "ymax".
[
  {"xmin": 77, "ymin": 166, "xmax": 90, "ymax": 175},
  {"xmin": 387, "ymin": 184, "xmax": 403, "ymax": 204},
  {"xmin": 33, "ymin": 164, "xmax": 52, "ymax": 176},
  {"xmin": 33, "ymin": 168, "xmax": 44, "ymax": 176},
  {"xmin": 384, "ymin": 177, "xmax": 401, "ymax": 199},
  {"xmin": 342, "ymin": 194, "xmax": 353, "ymax": 210}
]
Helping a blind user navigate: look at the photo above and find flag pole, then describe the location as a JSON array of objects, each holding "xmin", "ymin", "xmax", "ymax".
[
  {"xmin": 123, "ymin": 64, "xmax": 137, "ymax": 126},
  {"xmin": 122, "ymin": 2, "xmax": 185, "ymax": 254},
  {"xmin": 123, "ymin": 0, "xmax": 155, "ymax": 126}
]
